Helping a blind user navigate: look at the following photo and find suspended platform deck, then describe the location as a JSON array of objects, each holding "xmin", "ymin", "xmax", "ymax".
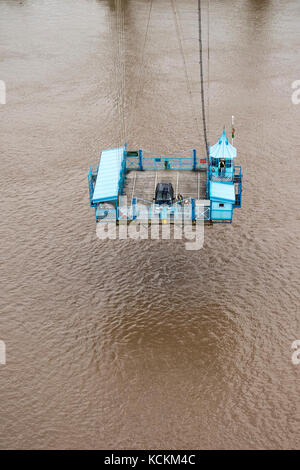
[
  {"xmin": 125, "ymin": 169, "xmax": 207, "ymax": 204},
  {"xmin": 88, "ymin": 132, "xmax": 242, "ymax": 224}
]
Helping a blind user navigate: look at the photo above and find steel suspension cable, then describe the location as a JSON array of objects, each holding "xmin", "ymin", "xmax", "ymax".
[{"xmin": 198, "ymin": 0, "xmax": 209, "ymax": 158}]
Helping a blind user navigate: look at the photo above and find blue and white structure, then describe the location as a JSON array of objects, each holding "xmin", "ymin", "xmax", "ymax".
[
  {"xmin": 92, "ymin": 147, "xmax": 126, "ymax": 204},
  {"xmin": 88, "ymin": 130, "xmax": 242, "ymax": 224},
  {"xmin": 207, "ymin": 129, "xmax": 242, "ymax": 222}
]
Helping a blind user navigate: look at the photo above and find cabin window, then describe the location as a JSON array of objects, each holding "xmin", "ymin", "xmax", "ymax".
[
  {"xmin": 211, "ymin": 158, "xmax": 218, "ymax": 167},
  {"xmin": 226, "ymin": 159, "xmax": 232, "ymax": 168},
  {"xmin": 219, "ymin": 203, "xmax": 224, "ymax": 207}
]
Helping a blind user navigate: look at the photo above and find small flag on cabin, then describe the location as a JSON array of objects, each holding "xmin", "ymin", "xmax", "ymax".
[{"xmin": 232, "ymin": 127, "xmax": 235, "ymax": 139}]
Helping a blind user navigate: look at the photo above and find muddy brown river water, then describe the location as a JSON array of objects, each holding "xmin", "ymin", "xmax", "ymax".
[{"xmin": 0, "ymin": 0, "xmax": 299, "ymax": 449}]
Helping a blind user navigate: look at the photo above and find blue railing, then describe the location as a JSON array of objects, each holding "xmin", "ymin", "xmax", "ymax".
[
  {"xmin": 96, "ymin": 207, "xmax": 116, "ymax": 220},
  {"xmin": 233, "ymin": 165, "xmax": 242, "ymax": 208},
  {"xmin": 125, "ymin": 150, "xmax": 207, "ymax": 171},
  {"xmin": 90, "ymin": 148, "xmax": 242, "ymax": 224},
  {"xmin": 88, "ymin": 165, "xmax": 98, "ymax": 207},
  {"xmin": 95, "ymin": 200, "xmax": 210, "ymax": 223}
]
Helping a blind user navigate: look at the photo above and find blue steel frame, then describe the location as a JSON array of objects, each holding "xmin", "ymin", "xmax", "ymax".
[
  {"xmin": 118, "ymin": 151, "xmax": 127, "ymax": 197},
  {"xmin": 89, "ymin": 147, "xmax": 242, "ymax": 223},
  {"xmin": 210, "ymin": 202, "xmax": 233, "ymax": 223},
  {"xmin": 94, "ymin": 201, "xmax": 211, "ymax": 223},
  {"xmin": 206, "ymin": 155, "xmax": 243, "ymax": 223},
  {"xmin": 88, "ymin": 164, "xmax": 98, "ymax": 206},
  {"xmin": 233, "ymin": 165, "xmax": 243, "ymax": 208},
  {"xmin": 125, "ymin": 149, "xmax": 207, "ymax": 171},
  {"xmin": 88, "ymin": 164, "xmax": 99, "ymax": 219}
]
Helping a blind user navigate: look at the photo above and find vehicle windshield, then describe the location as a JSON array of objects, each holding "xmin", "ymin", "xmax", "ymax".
[{"xmin": 156, "ymin": 190, "xmax": 171, "ymax": 202}]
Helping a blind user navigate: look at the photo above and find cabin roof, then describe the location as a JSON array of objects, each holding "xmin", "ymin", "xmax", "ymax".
[
  {"xmin": 210, "ymin": 130, "xmax": 237, "ymax": 160},
  {"xmin": 92, "ymin": 147, "xmax": 125, "ymax": 203},
  {"xmin": 210, "ymin": 181, "xmax": 236, "ymax": 203}
]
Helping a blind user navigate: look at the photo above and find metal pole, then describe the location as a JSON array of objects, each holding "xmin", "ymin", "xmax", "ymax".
[
  {"xmin": 193, "ymin": 148, "xmax": 197, "ymax": 171},
  {"xmin": 138, "ymin": 149, "xmax": 143, "ymax": 170},
  {"xmin": 132, "ymin": 197, "xmax": 137, "ymax": 220},
  {"xmin": 191, "ymin": 198, "xmax": 195, "ymax": 222},
  {"xmin": 176, "ymin": 171, "xmax": 179, "ymax": 196}
]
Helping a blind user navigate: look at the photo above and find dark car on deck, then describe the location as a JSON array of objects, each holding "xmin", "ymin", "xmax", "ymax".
[{"xmin": 154, "ymin": 182, "xmax": 174, "ymax": 205}]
